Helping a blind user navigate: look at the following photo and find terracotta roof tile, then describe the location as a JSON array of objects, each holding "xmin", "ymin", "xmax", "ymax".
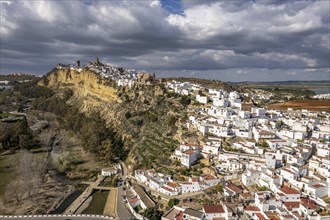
[
  {"xmin": 280, "ymin": 186, "xmax": 300, "ymax": 195},
  {"xmin": 203, "ymin": 205, "xmax": 225, "ymax": 214},
  {"xmin": 244, "ymin": 206, "xmax": 260, "ymax": 211}
]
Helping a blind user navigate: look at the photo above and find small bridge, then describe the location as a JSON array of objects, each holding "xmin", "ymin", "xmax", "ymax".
[{"xmin": 94, "ymin": 186, "xmax": 113, "ymax": 191}]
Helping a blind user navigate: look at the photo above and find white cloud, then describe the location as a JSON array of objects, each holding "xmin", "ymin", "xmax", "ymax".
[{"xmin": 0, "ymin": 0, "xmax": 328, "ymax": 81}]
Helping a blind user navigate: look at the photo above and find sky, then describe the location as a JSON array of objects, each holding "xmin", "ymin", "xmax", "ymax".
[{"xmin": 0, "ymin": 0, "xmax": 329, "ymax": 82}]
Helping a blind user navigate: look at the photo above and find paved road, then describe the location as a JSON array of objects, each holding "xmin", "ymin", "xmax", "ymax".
[
  {"xmin": 120, "ymin": 162, "xmax": 128, "ymax": 176},
  {"xmin": 116, "ymin": 176, "xmax": 134, "ymax": 220}
]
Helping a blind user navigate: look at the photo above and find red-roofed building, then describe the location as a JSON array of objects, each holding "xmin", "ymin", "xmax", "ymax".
[
  {"xmin": 224, "ymin": 183, "xmax": 242, "ymax": 197},
  {"xmin": 175, "ymin": 211, "xmax": 184, "ymax": 220},
  {"xmin": 299, "ymin": 197, "xmax": 318, "ymax": 218},
  {"xmin": 159, "ymin": 186, "xmax": 179, "ymax": 196},
  {"xmin": 162, "ymin": 207, "xmax": 185, "ymax": 220},
  {"xmin": 244, "ymin": 206, "xmax": 261, "ymax": 218},
  {"xmin": 283, "ymin": 202, "xmax": 300, "ymax": 211},
  {"xmin": 277, "ymin": 186, "xmax": 300, "ymax": 202},
  {"xmin": 245, "ymin": 206, "xmax": 260, "ymax": 212},
  {"xmin": 203, "ymin": 205, "xmax": 226, "ymax": 219},
  {"xmin": 129, "ymin": 196, "xmax": 140, "ymax": 207},
  {"xmin": 200, "ymin": 174, "xmax": 220, "ymax": 187},
  {"xmin": 265, "ymin": 211, "xmax": 281, "ymax": 220},
  {"xmin": 255, "ymin": 212, "xmax": 267, "ymax": 220}
]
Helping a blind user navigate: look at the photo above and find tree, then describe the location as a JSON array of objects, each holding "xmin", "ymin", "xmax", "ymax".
[
  {"xmin": 143, "ymin": 208, "xmax": 163, "ymax": 220},
  {"xmin": 261, "ymin": 141, "xmax": 269, "ymax": 148},
  {"xmin": 125, "ymin": 111, "xmax": 132, "ymax": 119},
  {"xmin": 216, "ymin": 185, "xmax": 223, "ymax": 193},
  {"xmin": 167, "ymin": 115, "xmax": 177, "ymax": 127},
  {"xmin": 110, "ymin": 176, "xmax": 119, "ymax": 187},
  {"xmin": 9, "ymin": 150, "xmax": 48, "ymax": 199},
  {"xmin": 5, "ymin": 180, "xmax": 24, "ymax": 202},
  {"xmin": 180, "ymin": 96, "xmax": 191, "ymax": 107},
  {"xmin": 168, "ymin": 198, "xmax": 179, "ymax": 208}
]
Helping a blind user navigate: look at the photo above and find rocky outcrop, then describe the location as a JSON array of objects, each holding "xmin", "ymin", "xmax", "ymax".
[
  {"xmin": 39, "ymin": 68, "xmax": 183, "ymax": 170},
  {"xmin": 39, "ymin": 69, "xmax": 119, "ymax": 103}
]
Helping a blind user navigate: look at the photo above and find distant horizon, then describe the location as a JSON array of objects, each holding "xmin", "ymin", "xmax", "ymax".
[{"xmin": 1, "ymin": 70, "xmax": 329, "ymax": 84}]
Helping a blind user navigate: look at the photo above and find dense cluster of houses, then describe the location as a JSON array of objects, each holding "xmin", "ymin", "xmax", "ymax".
[
  {"xmin": 159, "ymin": 81, "xmax": 330, "ymax": 219},
  {"xmin": 56, "ymin": 59, "xmax": 155, "ymax": 87},
  {"xmin": 313, "ymin": 93, "xmax": 330, "ymax": 99},
  {"xmin": 135, "ymin": 169, "xmax": 220, "ymax": 196}
]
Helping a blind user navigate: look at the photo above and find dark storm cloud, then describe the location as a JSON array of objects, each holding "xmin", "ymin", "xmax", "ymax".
[{"xmin": 0, "ymin": 0, "xmax": 329, "ymax": 81}]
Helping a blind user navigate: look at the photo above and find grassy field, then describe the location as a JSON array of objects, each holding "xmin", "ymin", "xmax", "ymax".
[
  {"xmin": 82, "ymin": 191, "xmax": 109, "ymax": 214},
  {"xmin": 240, "ymin": 81, "xmax": 329, "ymax": 95},
  {"xmin": 0, "ymin": 154, "xmax": 16, "ymax": 197}
]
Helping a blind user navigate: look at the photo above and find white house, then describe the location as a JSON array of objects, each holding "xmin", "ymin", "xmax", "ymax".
[
  {"xmin": 316, "ymin": 144, "xmax": 330, "ymax": 157},
  {"xmin": 265, "ymin": 152, "xmax": 282, "ymax": 169},
  {"xmin": 212, "ymin": 98, "xmax": 229, "ymax": 107},
  {"xmin": 101, "ymin": 164, "xmax": 121, "ymax": 176},
  {"xmin": 218, "ymin": 158, "xmax": 244, "ymax": 173},
  {"xmin": 280, "ymin": 167, "xmax": 300, "ymax": 182},
  {"xmin": 181, "ymin": 177, "xmax": 200, "ymax": 194},
  {"xmin": 196, "ymin": 94, "xmax": 209, "ymax": 104},
  {"xmin": 242, "ymin": 170, "xmax": 261, "ymax": 187},
  {"xmin": 223, "ymin": 183, "xmax": 242, "ymax": 197},
  {"xmin": 255, "ymin": 191, "xmax": 282, "ymax": 212},
  {"xmin": 298, "ymin": 198, "xmax": 319, "ymax": 219},
  {"xmin": 266, "ymin": 139, "xmax": 290, "ymax": 150},
  {"xmin": 203, "ymin": 204, "xmax": 232, "ymax": 220},
  {"xmin": 149, "ymin": 176, "xmax": 164, "ymax": 190},
  {"xmin": 253, "ymin": 128, "xmax": 276, "ymax": 142},
  {"xmin": 304, "ymin": 183, "xmax": 329, "ymax": 198},
  {"xmin": 181, "ymin": 149, "xmax": 199, "ymax": 168},
  {"xmin": 234, "ymin": 128, "xmax": 253, "ymax": 139},
  {"xmin": 276, "ymin": 186, "xmax": 300, "ymax": 202},
  {"xmin": 202, "ymin": 144, "xmax": 220, "ymax": 155}
]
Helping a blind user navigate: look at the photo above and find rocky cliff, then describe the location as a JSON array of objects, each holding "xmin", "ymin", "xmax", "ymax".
[
  {"xmin": 39, "ymin": 68, "xmax": 187, "ymax": 172},
  {"xmin": 39, "ymin": 68, "xmax": 119, "ymax": 107}
]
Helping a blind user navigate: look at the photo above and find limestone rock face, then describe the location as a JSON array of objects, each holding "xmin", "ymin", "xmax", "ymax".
[
  {"xmin": 154, "ymin": 85, "xmax": 165, "ymax": 96},
  {"xmin": 39, "ymin": 69, "xmax": 119, "ymax": 103}
]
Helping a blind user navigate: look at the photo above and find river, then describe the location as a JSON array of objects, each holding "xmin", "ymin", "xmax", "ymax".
[{"xmin": 51, "ymin": 189, "xmax": 85, "ymax": 214}]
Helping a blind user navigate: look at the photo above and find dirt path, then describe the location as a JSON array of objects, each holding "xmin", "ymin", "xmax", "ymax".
[{"xmin": 103, "ymin": 188, "xmax": 118, "ymax": 217}]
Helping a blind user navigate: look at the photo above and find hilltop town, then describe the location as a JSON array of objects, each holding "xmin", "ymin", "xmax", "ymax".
[
  {"xmin": 56, "ymin": 58, "xmax": 155, "ymax": 88},
  {"xmin": 126, "ymin": 79, "xmax": 330, "ymax": 220}
]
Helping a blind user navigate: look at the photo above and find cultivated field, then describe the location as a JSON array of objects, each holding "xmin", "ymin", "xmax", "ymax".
[{"xmin": 267, "ymin": 100, "xmax": 330, "ymax": 112}]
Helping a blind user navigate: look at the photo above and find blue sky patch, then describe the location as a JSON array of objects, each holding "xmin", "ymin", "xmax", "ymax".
[{"xmin": 161, "ymin": 0, "xmax": 184, "ymax": 15}]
